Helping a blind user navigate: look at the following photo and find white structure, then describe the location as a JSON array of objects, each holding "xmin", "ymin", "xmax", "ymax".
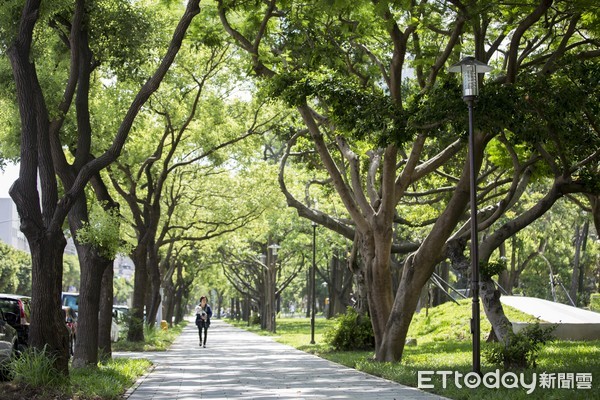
[
  {"xmin": 0, "ymin": 196, "xmax": 79, "ymax": 256},
  {"xmin": 502, "ymin": 296, "xmax": 600, "ymax": 340},
  {"xmin": 0, "ymin": 197, "xmax": 29, "ymax": 252},
  {"xmin": 114, "ymin": 254, "xmax": 134, "ymax": 281}
]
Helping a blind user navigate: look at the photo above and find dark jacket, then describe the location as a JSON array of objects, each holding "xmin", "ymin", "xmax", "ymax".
[{"xmin": 195, "ymin": 304, "xmax": 213, "ymax": 328}]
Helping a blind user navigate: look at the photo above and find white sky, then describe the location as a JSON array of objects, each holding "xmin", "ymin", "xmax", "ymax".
[{"xmin": 0, "ymin": 162, "xmax": 19, "ymax": 198}]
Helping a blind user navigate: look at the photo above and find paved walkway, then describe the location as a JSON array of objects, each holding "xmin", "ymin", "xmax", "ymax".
[{"xmin": 117, "ymin": 319, "xmax": 446, "ymax": 399}]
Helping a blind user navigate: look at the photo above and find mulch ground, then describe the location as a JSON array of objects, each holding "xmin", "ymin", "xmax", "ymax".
[{"xmin": 0, "ymin": 382, "xmax": 72, "ymax": 400}]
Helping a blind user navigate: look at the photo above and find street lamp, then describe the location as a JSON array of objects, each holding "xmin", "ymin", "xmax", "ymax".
[
  {"xmin": 310, "ymin": 220, "xmax": 317, "ymax": 344},
  {"xmin": 268, "ymin": 243, "xmax": 280, "ymax": 333},
  {"xmin": 449, "ymin": 56, "xmax": 491, "ymax": 375}
]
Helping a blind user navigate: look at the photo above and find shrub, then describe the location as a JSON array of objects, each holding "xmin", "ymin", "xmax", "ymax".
[
  {"xmin": 250, "ymin": 312, "xmax": 261, "ymax": 325},
  {"xmin": 324, "ymin": 307, "xmax": 374, "ymax": 351},
  {"xmin": 484, "ymin": 322, "xmax": 556, "ymax": 369},
  {"xmin": 590, "ymin": 293, "xmax": 600, "ymax": 312}
]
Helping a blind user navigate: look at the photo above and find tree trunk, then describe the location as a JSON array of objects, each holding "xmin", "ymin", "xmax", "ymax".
[
  {"xmin": 128, "ymin": 244, "xmax": 148, "ymax": 341},
  {"xmin": 216, "ymin": 290, "xmax": 224, "ymax": 320},
  {"xmin": 173, "ymin": 261, "xmax": 186, "ymax": 324},
  {"xmin": 480, "ymin": 276, "xmax": 512, "ymax": 343},
  {"xmin": 163, "ymin": 280, "xmax": 175, "ymax": 327},
  {"xmin": 72, "ymin": 243, "xmax": 109, "ymax": 368},
  {"xmin": 327, "ymin": 254, "xmax": 353, "ymax": 318},
  {"xmin": 361, "ymin": 229, "xmax": 394, "ymax": 354},
  {"xmin": 98, "ymin": 262, "xmax": 115, "ymax": 361},
  {"xmin": 29, "ymin": 232, "xmax": 71, "ymax": 374},
  {"xmin": 146, "ymin": 241, "xmax": 161, "ymax": 328},
  {"xmin": 432, "ymin": 262, "xmax": 450, "ymax": 306},
  {"xmin": 569, "ymin": 224, "xmax": 584, "ymax": 305},
  {"xmin": 68, "ymin": 192, "xmax": 114, "ymax": 368},
  {"xmin": 588, "ymin": 195, "xmax": 600, "ymax": 237},
  {"xmin": 7, "ymin": 0, "xmax": 70, "ymax": 374},
  {"xmin": 374, "ymin": 132, "xmax": 485, "ymax": 362},
  {"xmin": 376, "ymin": 254, "xmax": 423, "ymax": 361}
]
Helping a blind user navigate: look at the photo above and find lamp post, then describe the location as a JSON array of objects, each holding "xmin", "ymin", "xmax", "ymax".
[
  {"xmin": 449, "ymin": 56, "xmax": 491, "ymax": 375},
  {"xmin": 268, "ymin": 243, "xmax": 280, "ymax": 333},
  {"xmin": 310, "ymin": 220, "xmax": 317, "ymax": 344}
]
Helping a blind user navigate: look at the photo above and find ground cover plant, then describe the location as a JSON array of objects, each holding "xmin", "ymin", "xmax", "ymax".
[
  {"xmin": 0, "ymin": 322, "xmax": 184, "ymax": 399},
  {"xmin": 230, "ymin": 300, "xmax": 600, "ymax": 400}
]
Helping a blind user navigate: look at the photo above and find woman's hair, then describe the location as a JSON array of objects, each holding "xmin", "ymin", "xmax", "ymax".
[{"xmin": 200, "ymin": 296, "xmax": 207, "ymax": 303}]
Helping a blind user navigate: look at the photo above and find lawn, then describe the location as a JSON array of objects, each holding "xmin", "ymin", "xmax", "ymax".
[{"xmin": 228, "ymin": 300, "xmax": 600, "ymax": 400}]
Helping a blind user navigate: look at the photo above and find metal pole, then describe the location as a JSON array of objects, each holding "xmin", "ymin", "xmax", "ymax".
[
  {"xmin": 310, "ymin": 221, "xmax": 316, "ymax": 344},
  {"xmin": 273, "ymin": 249, "xmax": 277, "ymax": 334},
  {"xmin": 467, "ymin": 97, "xmax": 481, "ymax": 375}
]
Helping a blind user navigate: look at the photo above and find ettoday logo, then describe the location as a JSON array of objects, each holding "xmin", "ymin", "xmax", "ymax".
[{"xmin": 418, "ymin": 370, "xmax": 593, "ymax": 394}]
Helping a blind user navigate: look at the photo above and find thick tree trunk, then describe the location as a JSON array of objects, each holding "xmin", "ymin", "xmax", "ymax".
[
  {"xmin": 128, "ymin": 244, "xmax": 148, "ymax": 341},
  {"xmin": 173, "ymin": 262, "xmax": 186, "ymax": 324},
  {"xmin": 69, "ymin": 193, "xmax": 113, "ymax": 368},
  {"xmin": 72, "ymin": 243, "xmax": 109, "ymax": 368},
  {"xmin": 146, "ymin": 242, "xmax": 161, "ymax": 328},
  {"xmin": 28, "ymin": 232, "xmax": 71, "ymax": 373},
  {"xmin": 377, "ymin": 254, "xmax": 426, "ymax": 361},
  {"xmin": 163, "ymin": 280, "xmax": 175, "ymax": 327},
  {"xmin": 362, "ymin": 229, "xmax": 394, "ymax": 354},
  {"xmin": 98, "ymin": 262, "xmax": 115, "ymax": 361}
]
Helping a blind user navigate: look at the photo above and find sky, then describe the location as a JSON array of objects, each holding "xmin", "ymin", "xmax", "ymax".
[{"xmin": 0, "ymin": 162, "xmax": 19, "ymax": 198}]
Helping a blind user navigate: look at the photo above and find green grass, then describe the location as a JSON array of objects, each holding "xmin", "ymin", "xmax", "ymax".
[
  {"xmin": 112, "ymin": 321, "xmax": 186, "ymax": 351},
  {"xmin": 3, "ymin": 322, "xmax": 185, "ymax": 399},
  {"xmin": 229, "ymin": 300, "xmax": 600, "ymax": 400},
  {"xmin": 69, "ymin": 358, "xmax": 151, "ymax": 399}
]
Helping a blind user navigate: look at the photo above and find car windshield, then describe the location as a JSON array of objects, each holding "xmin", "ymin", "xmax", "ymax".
[
  {"xmin": 0, "ymin": 299, "xmax": 19, "ymax": 315},
  {"xmin": 62, "ymin": 294, "xmax": 79, "ymax": 311}
]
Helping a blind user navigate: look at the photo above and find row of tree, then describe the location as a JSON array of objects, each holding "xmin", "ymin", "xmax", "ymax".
[{"xmin": 0, "ymin": 0, "xmax": 598, "ymax": 374}]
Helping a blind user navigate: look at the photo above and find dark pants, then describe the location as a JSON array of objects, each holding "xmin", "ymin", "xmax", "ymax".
[{"xmin": 197, "ymin": 322, "xmax": 209, "ymax": 345}]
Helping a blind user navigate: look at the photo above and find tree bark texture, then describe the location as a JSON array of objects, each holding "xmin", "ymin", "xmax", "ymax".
[
  {"xmin": 98, "ymin": 263, "xmax": 115, "ymax": 362},
  {"xmin": 128, "ymin": 244, "xmax": 148, "ymax": 341}
]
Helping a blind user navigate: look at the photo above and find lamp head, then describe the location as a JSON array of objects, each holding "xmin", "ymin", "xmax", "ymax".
[
  {"xmin": 268, "ymin": 243, "xmax": 281, "ymax": 255},
  {"xmin": 449, "ymin": 56, "xmax": 492, "ymax": 98}
]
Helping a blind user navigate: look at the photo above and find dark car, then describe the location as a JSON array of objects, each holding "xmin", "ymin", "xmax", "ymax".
[
  {"xmin": 0, "ymin": 294, "xmax": 31, "ymax": 351},
  {"xmin": 62, "ymin": 306, "xmax": 77, "ymax": 356},
  {"xmin": 0, "ymin": 307, "xmax": 18, "ymax": 377}
]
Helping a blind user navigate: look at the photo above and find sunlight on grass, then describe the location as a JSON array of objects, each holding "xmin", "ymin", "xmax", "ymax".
[
  {"xmin": 113, "ymin": 322, "xmax": 186, "ymax": 352},
  {"xmin": 231, "ymin": 301, "xmax": 600, "ymax": 400},
  {"xmin": 70, "ymin": 358, "xmax": 152, "ymax": 399}
]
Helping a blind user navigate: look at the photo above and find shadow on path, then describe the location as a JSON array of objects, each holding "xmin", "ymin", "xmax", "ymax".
[{"xmin": 117, "ymin": 319, "xmax": 446, "ymax": 400}]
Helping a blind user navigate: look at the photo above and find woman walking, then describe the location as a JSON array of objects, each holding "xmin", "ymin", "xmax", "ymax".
[{"xmin": 195, "ymin": 296, "xmax": 213, "ymax": 347}]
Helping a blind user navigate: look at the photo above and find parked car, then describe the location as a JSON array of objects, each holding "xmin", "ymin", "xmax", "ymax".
[
  {"xmin": 112, "ymin": 305, "xmax": 129, "ymax": 324},
  {"xmin": 62, "ymin": 306, "xmax": 77, "ymax": 356},
  {"xmin": 0, "ymin": 294, "xmax": 31, "ymax": 351},
  {"xmin": 0, "ymin": 307, "xmax": 18, "ymax": 377},
  {"xmin": 61, "ymin": 292, "xmax": 79, "ymax": 314}
]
